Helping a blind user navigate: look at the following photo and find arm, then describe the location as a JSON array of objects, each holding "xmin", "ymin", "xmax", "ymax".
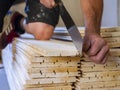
[
  {"xmin": 80, "ymin": 0, "xmax": 109, "ymax": 64},
  {"xmin": 80, "ymin": 0, "xmax": 103, "ymax": 34}
]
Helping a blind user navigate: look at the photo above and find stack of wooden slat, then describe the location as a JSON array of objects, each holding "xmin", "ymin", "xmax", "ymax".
[
  {"xmin": 2, "ymin": 27, "xmax": 120, "ymax": 90},
  {"xmin": 2, "ymin": 38, "xmax": 81, "ymax": 90},
  {"xmin": 101, "ymin": 27, "xmax": 120, "ymax": 48},
  {"xmin": 75, "ymin": 27, "xmax": 120, "ymax": 90}
]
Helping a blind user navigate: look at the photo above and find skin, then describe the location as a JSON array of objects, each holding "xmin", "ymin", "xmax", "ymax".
[
  {"xmin": 21, "ymin": 0, "xmax": 109, "ymax": 64},
  {"xmin": 80, "ymin": 0, "xmax": 109, "ymax": 64},
  {"xmin": 22, "ymin": 0, "xmax": 55, "ymax": 40}
]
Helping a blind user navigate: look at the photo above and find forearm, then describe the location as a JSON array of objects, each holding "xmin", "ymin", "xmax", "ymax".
[{"xmin": 80, "ymin": 0, "xmax": 103, "ymax": 35}]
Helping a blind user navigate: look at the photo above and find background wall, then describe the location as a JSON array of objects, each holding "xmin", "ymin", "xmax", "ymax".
[
  {"xmin": 57, "ymin": 0, "xmax": 84, "ymax": 26},
  {"xmin": 102, "ymin": 0, "xmax": 118, "ymax": 27}
]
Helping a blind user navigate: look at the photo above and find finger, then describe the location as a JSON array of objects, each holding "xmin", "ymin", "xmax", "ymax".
[
  {"xmin": 87, "ymin": 39, "xmax": 106, "ymax": 56},
  {"xmin": 89, "ymin": 45, "xmax": 109, "ymax": 64},
  {"xmin": 101, "ymin": 52, "xmax": 109, "ymax": 64},
  {"xmin": 83, "ymin": 39, "xmax": 91, "ymax": 52}
]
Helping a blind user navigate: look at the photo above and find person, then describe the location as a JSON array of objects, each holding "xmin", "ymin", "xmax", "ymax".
[{"xmin": 0, "ymin": 0, "xmax": 109, "ymax": 64}]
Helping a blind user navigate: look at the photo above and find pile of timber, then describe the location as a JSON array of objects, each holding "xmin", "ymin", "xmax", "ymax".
[
  {"xmin": 75, "ymin": 27, "xmax": 120, "ymax": 90},
  {"xmin": 101, "ymin": 27, "xmax": 120, "ymax": 48},
  {"xmin": 2, "ymin": 27, "xmax": 120, "ymax": 90},
  {"xmin": 2, "ymin": 39, "xmax": 81, "ymax": 90}
]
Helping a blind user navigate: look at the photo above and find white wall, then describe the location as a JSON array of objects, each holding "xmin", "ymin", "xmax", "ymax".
[{"xmin": 102, "ymin": 0, "xmax": 118, "ymax": 27}]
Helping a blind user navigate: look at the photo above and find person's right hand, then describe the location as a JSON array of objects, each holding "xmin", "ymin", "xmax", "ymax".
[{"xmin": 83, "ymin": 32, "xmax": 109, "ymax": 64}]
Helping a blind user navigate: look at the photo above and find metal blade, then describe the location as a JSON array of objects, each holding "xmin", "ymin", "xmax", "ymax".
[{"xmin": 58, "ymin": 1, "xmax": 83, "ymax": 56}]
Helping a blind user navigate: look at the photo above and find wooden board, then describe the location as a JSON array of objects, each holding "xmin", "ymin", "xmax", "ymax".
[
  {"xmin": 2, "ymin": 26, "xmax": 120, "ymax": 90},
  {"xmin": 13, "ymin": 38, "xmax": 79, "ymax": 56},
  {"xmin": 2, "ymin": 41, "xmax": 81, "ymax": 90}
]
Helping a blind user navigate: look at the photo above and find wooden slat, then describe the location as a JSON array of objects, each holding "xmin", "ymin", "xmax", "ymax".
[
  {"xmin": 81, "ymin": 65, "xmax": 120, "ymax": 72},
  {"xmin": 29, "ymin": 72, "xmax": 80, "ymax": 78},
  {"xmin": 28, "ymin": 67, "xmax": 80, "ymax": 73},
  {"xmin": 24, "ymin": 83, "xmax": 72, "ymax": 88},
  {"xmin": 24, "ymin": 85, "xmax": 72, "ymax": 90},
  {"xmin": 14, "ymin": 38, "xmax": 79, "ymax": 56},
  {"xmin": 108, "ymin": 42, "xmax": 120, "ymax": 48},
  {"xmin": 100, "ymin": 27, "xmax": 120, "ymax": 32},
  {"xmin": 2, "ymin": 26, "xmax": 120, "ymax": 90},
  {"xmin": 30, "ymin": 62, "xmax": 79, "ymax": 68},
  {"xmin": 80, "ymin": 75, "xmax": 120, "ymax": 83},
  {"xmin": 78, "ymin": 81, "xmax": 120, "ymax": 89},
  {"xmin": 81, "ymin": 61, "xmax": 120, "ymax": 68},
  {"xmin": 32, "ymin": 56, "xmax": 80, "ymax": 63},
  {"xmin": 26, "ymin": 77, "xmax": 77, "ymax": 84},
  {"xmin": 104, "ymin": 37, "xmax": 120, "ymax": 43},
  {"xmin": 101, "ymin": 32, "xmax": 120, "ymax": 37}
]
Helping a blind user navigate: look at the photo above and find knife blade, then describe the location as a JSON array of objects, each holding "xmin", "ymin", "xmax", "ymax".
[{"xmin": 56, "ymin": 0, "xmax": 83, "ymax": 56}]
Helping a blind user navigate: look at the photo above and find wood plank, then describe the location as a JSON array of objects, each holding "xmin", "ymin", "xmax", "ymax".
[
  {"xmin": 24, "ymin": 85, "xmax": 72, "ymax": 90},
  {"xmin": 32, "ymin": 56, "xmax": 80, "ymax": 63},
  {"xmin": 26, "ymin": 77, "xmax": 77, "ymax": 84},
  {"xmin": 82, "ymin": 71, "xmax": 120, "ymax": 78},
  {"xmin": 101, "ymin": 32, "xmax": 120, "ymax": 37},
  {"xmin": 81, "ymin": 61, "xmax": 120, "ymax": 68},
  {"xmin": 2, "ymin": 44, "xmax": 24, "ymax": 90},
  {"xmin": 28, "ymin": 67, "xmax": 80, "ymax": 73},
  {"xmin": 24, "ymin": 83, "xmax": 72, "ymax": 88},
  {"xmin": 75, "ymin": 84, "xmax": 120, "ymax": 90},
  {"xmin": 81, "ymin": 65, "xmax": 120, "ymax": 72},
  {"xmin": 108, "ymin": 42, "xmax": 120, "ymax": 48},
  {"xmin": 82, "ymin": 56, "xmax": 120, "ymax": 62},
  {"xmin": 30, "ymin": 61, "xmax": 80, "ymax": 68},
  {"xmin": 110, "ymin": 49, "xmax": 120, "ymax": 56},
  {"xmin": 3, "ymin": 26, "xmax": 120, "ymax": 90},
  {"xmin": 80, "ymin": 75, "xmax": 120, "ymax": 83},
  {"xmin": 29, "ymin": 72, "xmax": 80, "ymax": 78},
  {"xmin": 78, "ymin": 81, "xmax": 120, "ymax": 89},
  {"xmin": 100, "ymin": 27, "xmax": 120, "ymax": 32},
  {"xmin": 14, "ymin": 38, "xmax": 79, "ymax": 56},
  {"xmin": 104, "ymin": 37, "xmax": 120, "ymax": 43}
]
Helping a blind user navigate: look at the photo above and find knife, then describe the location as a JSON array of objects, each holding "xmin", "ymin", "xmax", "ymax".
[{"xmin": 55, "ymin": 0, "xmax": 83, "ymax": 56}]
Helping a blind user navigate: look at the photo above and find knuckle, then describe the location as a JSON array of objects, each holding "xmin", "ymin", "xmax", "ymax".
[
  {"xmin": 100, "ymin": 39, "xmax": 106, "ymax": 45},
  {"xmin": 89, "ymin": 51, "xmax": 96, "ymax": 56},
  {"xmin": 90, "ymin": 57, "xmax": 102, "ymax": 64},
  {"xmin": 104, "ymin": 44, "xmax": 109, "ymax": 52},
  {"xmin": 96, "ymin": 57, "xmax": 102, "ymax": 63}
]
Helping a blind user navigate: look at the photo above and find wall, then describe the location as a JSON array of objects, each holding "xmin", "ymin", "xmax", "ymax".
[
  {"xmin": 58, "ymin": 0, "xmax": 84, "ymax": 26},
  {"xmin": 102, "ymin": 0, "xmax": 118, "ymax": 27}
]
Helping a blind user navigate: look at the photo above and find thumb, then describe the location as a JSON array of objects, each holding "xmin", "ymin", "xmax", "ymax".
[{"xmin": 83, "ymin": 39, "xmax": 91, "ymax": 52}]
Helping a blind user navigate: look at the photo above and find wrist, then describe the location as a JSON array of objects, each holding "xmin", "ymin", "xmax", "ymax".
[{"xmin": 85, "ymin": 27, "xmax": 100, "ymax": 36}]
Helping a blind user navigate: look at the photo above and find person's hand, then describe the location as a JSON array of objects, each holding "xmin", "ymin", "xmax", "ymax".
[{"xmin": 83, "ymin": 32, "xmax": 109, "ymax": 64}]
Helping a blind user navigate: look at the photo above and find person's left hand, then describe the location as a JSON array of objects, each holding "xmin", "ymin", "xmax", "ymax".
[{"xmin": 83, "ymin": 32, "xmax": 109, "ymax": 64}]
